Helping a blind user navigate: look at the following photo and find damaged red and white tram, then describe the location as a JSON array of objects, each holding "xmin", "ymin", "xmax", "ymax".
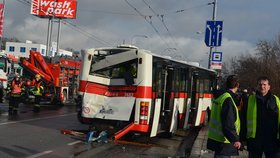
[{"xmin": 77, "ymin": 45, "xmax": 217, "ymax": 139}]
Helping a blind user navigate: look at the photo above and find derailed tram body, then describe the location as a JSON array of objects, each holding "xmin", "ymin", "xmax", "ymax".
[{"xmin": 77, "ymin": 45, "xmax": 217, "ymax": 139}]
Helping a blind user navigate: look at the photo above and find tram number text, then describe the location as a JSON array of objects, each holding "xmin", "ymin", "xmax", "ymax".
[{"xmin": 124, "ymin": 93, "xmax": 134, "ymax": 97}]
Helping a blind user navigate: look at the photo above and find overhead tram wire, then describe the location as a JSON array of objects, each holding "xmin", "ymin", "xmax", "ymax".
[
  {"xmin": 171, "ymin": 3, "xmax": 211, "ymax": 15},
  {"xmin": 141, "ymin": 0, "xmax": 180, "ymax": 50},
  {"xmin": 124, "ymin": 0, "xmax": 173, "ymax": 49},
  {"xmin": 62, "ymin": 20, "xmax": 112, "ymax": 46},
  {"xmin": 141, "ymin": 0, "xmax": 170, "ymax": 32},
  {"xmin": 78, "ymin": 9, "xmax": 140, "ymax": 16},
  {"xmin": 124, "ymin": 0, "xmax": 212, "ymax": 58},
  {"xmin": 15, "ymin": 0, "xmax": 212, "ymax": 49},
  {"xmin": 79, "ymin": 3, "xmax": 211, "ymax": 18},
  {"xmin": 14, "ymin": 0, "xmax": 112, "ymax": 47}
]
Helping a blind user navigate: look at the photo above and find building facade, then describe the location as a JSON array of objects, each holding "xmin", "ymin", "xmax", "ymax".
[{"xmin": 5, "ymin": 41, "xmax": 73, "ymax": 58}]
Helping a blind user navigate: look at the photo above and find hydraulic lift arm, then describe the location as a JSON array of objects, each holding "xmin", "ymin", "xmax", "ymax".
[{"xmin": 19, "ymin": 50, "xmax": 55, "ymax": 84}]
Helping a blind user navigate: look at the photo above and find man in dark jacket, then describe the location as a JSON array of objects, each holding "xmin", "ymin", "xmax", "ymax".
[
  {"xmin": 207, "ymin": 75, "xmax": 241, "ymax": 158},
  {"xmin": 243, "ymin": 76, "xmax": 280, "ymax": 158}
]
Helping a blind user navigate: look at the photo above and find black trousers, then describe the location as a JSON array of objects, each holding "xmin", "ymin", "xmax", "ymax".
[
  {"xmin": 33, "ymin": 95, "xmax": 41, "ymax": 112},
  {"xmin": 0, "ymin": 88, "xmax": 3, "ymax": 103},
  {"xmin": 9, "ymin": 96, "xmax": 21, "ymax": 114}
]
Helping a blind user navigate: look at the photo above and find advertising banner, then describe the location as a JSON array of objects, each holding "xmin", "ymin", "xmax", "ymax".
[
  {"xmin": 31, "ymin": 0, "xmax": 77, "ymax": 19},
  {"xmin": 0, "ymin": 3, "xmax": 4, "ymax": 37}
]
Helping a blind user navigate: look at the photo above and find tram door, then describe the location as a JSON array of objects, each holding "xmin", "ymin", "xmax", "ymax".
[
  {"xmin": 188, "ymin": 71, "xmax": 199, "ymax": 126},
  {"xmin": 159, "ymin": 65, "xmax": 175, "ymax": 132},
  {"xmin": 150, "ymin": 63, "xmax": 176, "ymax": 136}
]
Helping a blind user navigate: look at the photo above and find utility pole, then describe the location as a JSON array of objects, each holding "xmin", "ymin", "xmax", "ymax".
[
  {"xmin": 208, "ymin": 0, "xmax": 217, "ymax": 69},
  {"xmin": 56, "ymin": 18, "xmax": 61, "ymax": 56},
  {"xmin": 46, "ymin": 17, "xmax": 52, "ymax": 57}
]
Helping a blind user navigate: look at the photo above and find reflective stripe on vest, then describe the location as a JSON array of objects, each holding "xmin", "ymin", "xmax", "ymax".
[
  {"xmin": 33, "ymin": 81, "xmax": 43, "ymax": 96},
  {"xmin": 33, "ymin": 87, "xmax": 43, "ymax": 96},
  {"xmin": 208, "ymin": 92, "xmax": 240, "ymax": 143},
  {"xmin": 247, "ymin": 95, "xmax": 280, "ymax": 139}
]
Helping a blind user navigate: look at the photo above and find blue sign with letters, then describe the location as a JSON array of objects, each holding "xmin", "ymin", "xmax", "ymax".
[{"xmin": 204, "ymin": 20, "xmax": 223, "ymax": 47}]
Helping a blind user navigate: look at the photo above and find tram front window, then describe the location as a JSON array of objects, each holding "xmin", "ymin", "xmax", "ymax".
[{"xmin": 90, "ymin": 57, "xmax": 137, "ymax": 80}]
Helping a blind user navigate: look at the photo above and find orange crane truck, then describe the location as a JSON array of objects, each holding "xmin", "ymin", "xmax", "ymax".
[{"xmin": 19, "ymin": 50, "xmax": 80, "ymax": 105}]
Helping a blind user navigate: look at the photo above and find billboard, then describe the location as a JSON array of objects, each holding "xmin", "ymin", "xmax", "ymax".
[{"xmin": 31, "ymin": 0, "xmax": 77, "ymax": 19}]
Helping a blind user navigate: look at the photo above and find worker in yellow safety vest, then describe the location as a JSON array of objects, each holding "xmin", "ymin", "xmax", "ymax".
[
  {"xmin": 207, "ymin": 75, "xmax": 241, "ymax": 158},
  {"xmin": 243, "ymin": 76, "xmax": 280, "ymax": 158},
  {"xmin": 31, "ymin": 74, "xmax": 44, "ymax": 113}
]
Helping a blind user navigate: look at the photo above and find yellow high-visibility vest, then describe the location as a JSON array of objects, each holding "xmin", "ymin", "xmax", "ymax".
[
  {"xmin": 247, "ymin": 95, "xmax": 280, "ymax": 138},
  {"xmin": 208, "ymin": 92, "xmax": 240, "ymax": 143}
]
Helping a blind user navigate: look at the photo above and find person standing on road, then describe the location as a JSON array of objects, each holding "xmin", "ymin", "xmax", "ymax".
[
  {"xmin": 207, "ymin": 75, "xmax": 241, "ymax": 158},
  {"xmin": 8, "ymin": 74, "xmax": 24, "ymax": 115},
  {"xmin": 242, "ymin": 76, "xmax": 280, "ymax": 158},
  {"xmin": 31, "ymin": 74, "xmax": 44, "ymax": 113}
]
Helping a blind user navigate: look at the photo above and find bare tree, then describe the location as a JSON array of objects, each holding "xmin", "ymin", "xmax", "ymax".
[{"xmin": 228, "ymin": 34, "xmax": 280, "ymax": 95}]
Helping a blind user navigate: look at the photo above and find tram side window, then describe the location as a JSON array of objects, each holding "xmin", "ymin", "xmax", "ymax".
[
  {"xmin": 204, "ymin": 79, "xmax": 211, "ymax": 93},
  {"xmin": 179, "ymin": 69, "xmax": 187, "ymax": 92},
  {"xmin": 152, "ymin": 65, "xmax": 163, "ymax": 97},
  {"xmin": 175, "ymin": 70, "xmax": 180, "ymax": 92},
  {"xmin": 199, "ymin": 80, "xmax": 204, "ymax": 93},
  {"xmin": 196, "ymin": 79, "xmax": 204, "ymax": 93}
]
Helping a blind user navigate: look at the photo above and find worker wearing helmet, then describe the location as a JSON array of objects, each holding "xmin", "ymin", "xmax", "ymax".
[
  {"xmin": 9, "ymin": 74, "xmax": 24, "ymax": 115},
  {"xmin": 32, "ymin": 74, "xmax": 44, "ymax": 113}
]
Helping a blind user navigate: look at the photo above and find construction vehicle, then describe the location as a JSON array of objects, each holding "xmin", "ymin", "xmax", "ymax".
[
  {"xmin": 0, "ymin": 53, "xmax": 8, "ymax": 89},
  {"xmin": 0, "ymin": 52, "xmax": 23, "ymax": 87},
  {"xmin": 19, "ymin": 50, "xmax": 80, "ymax": 105},
  {"xmin": 0, "ymin": 52, "xmax": 24, "ymax": 102}
]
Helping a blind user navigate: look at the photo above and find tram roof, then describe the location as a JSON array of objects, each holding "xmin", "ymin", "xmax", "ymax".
[
  {"xmin": 88, "ymin": 45, "xmax": 217, "ymax": 74},
  {"xmin": 152, "ymin": 53, "xmax": 216, "ymax": 73}
]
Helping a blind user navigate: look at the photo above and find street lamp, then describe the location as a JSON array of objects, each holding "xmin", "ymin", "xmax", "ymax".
[{"xmin": 131, "ymin": 35, "xmax": 148, "ymax": 45}]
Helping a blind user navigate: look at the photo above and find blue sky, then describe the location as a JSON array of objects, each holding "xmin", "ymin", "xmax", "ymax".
[{"xmin": 4, "ymin": 0, "xmax": 280, "ymax": 67}]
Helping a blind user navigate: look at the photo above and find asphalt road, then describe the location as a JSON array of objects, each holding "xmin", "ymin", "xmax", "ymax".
[{"xmin": 0, "ymin": 102, "xmax": 198, "ymax": 158}]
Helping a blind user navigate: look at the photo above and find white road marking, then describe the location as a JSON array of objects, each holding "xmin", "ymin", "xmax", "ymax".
[
  {"xmin": 26, "ymin": 150, "xmax": 53, "ymax": 158},
  {"xmin": 67, "ymin": 140, "xmax": 82, "ymax": 146},
  {"xmin": 0, "ymin": 113, "xmax": 76, "ymax": 126}
]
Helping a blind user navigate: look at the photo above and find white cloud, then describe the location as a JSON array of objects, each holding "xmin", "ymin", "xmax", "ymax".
[{"xmin": 2, "ymin": 0, "xmax": 275, "ymax": 69}]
